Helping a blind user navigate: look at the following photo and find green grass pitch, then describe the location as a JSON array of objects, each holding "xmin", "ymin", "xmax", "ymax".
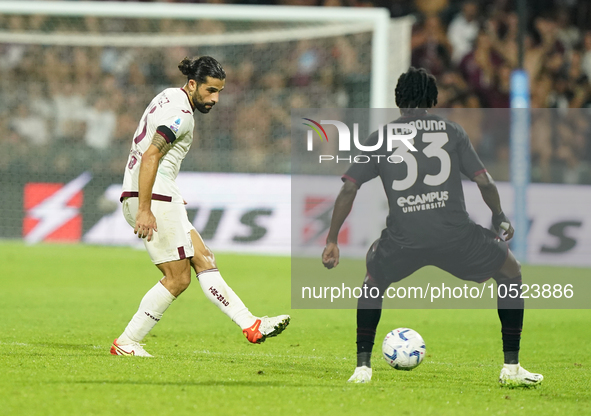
[{"xmin": 1, "ymin": 242, "xmax": 589, "ymax": 416}]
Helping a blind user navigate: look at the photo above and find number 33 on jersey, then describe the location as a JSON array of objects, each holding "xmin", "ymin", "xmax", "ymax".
[{"xmin": 342, "ymin": 113, "xmax": 487, "ymax": 248}]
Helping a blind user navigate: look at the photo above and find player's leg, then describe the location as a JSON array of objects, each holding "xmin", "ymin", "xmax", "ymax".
[
  {"xmin": 189, "ymin": 230, "xmax": 256, "ymax": 331},
  {"xmin": 494, "ymin": 250, "xmax": 543, "ymax": 386},
  {"xmin": 159, "ymin": 257, "xmax": 192, "ymax": 297},
  {"xmin": 349, "ymin": 237, "xmax": 422, "ymax": 383},
  {"xmin": 112, "ymin": 259, "xmax": 190, "ymax": 357},
  {"xmin": 112, "ymin": 199, "xmax": 193, "ymax": 357},
  {"xmin": 437, "ymin": 224, "xmax": 542, "ymax": 386},
  {"xmin": 189, "ymin": 230, "xmax": 290, "ymax": 344},
  {"xmin": 494, "ymin": 250, "xmax": 523, "ymax": 365},
  {"xmin": 348, "ymin": 275, "xmax": 385, "ymax": 383}
]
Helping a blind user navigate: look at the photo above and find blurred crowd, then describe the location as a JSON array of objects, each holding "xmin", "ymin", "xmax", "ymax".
[
  {"xmin": 0, "ymin": 12, "xmax": 371, "ymax": 175},
  {"xmin": 1, "ymin": 0, "xmax": 591, "ymax": 184},
  {"xmin": 409, "ymin": 0, "xmax": 591, "ymax": 183}
]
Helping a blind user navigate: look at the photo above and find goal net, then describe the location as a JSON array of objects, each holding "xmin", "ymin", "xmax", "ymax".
[{"xmin": 0, "ymin": 1, "xmax": 411, "ymax": 245}]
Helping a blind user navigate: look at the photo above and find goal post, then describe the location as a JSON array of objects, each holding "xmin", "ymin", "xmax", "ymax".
[
  {"xmin": 0, "ymin": 0, "xmax": 391, "ymax": 109},
  {"xmin": 0, "ymin": 0, "xmax": 414, "ymax": 245}
]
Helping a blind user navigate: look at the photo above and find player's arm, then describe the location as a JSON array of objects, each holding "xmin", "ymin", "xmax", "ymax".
[
  {"xmin": 135, "ymin": 132, "xmax": 172, "ymax": 241},
  {"xmin": 473, "ymin": 171, "xmax": 514, "ymax": 241},
  {"xmin": 454, "ymin": 122, "xmax": 514, "ymax": 241},
  {"xmin": 322, "ymin": 179, "xmax": 359, "ymax": 269}
]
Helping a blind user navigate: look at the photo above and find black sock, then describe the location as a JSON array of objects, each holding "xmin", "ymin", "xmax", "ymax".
[
  {"xmin": 357, "ymin": 352, "xmax": 372, "ymax": 367},
  {"xmin": 503, "ymin": 351, "xmax": 519, "ymax": 365},
  {"xmin": 356, "ymin": 286, "xmax": 383, "ymax": 368},
  {"xmin": 497, "ymin": 275, "xmax": 524, "ymax": 364}
]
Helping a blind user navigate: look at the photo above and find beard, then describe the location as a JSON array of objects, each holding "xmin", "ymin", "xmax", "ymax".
[
  {"xmin": 195, "ymin": 101, "xmax": 214, "ymax": 114},
  {"xmin": 192, "ymin": 91, "xmax": 215, "ymax": 114}
]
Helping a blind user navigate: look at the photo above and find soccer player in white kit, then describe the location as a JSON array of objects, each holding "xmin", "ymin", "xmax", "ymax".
[{"xmin": 111, "ymin": 56, "xmax": 290, "ymax": 357}]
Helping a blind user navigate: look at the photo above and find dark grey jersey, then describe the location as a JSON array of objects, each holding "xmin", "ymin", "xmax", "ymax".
[{"xmin": 343, "ymin": 113, "xmax": 486, "ymax": 249}]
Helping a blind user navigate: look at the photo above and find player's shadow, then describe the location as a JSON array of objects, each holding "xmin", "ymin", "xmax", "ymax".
[
  {"xmin": 21, "ymin": 342, "xmax": 106, "ymax": 355},
  {"xmin": 59, "ymin": 380, "xmax": 335, "ymax": 388},
  {"xmin": 30, "ymin": 342, "xmax": 99, "ymax": 350}
]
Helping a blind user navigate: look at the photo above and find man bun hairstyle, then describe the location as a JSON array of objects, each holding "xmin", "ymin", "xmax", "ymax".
[
  {"xmin": 395, "ymin": 67, "xmax": 438, "ymax": 109},
  {"xmin": 178, "ymin": 56, "xmax": 226, "ymax": 84}
]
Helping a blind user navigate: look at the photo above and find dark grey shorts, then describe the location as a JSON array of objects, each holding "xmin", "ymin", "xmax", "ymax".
[{"xmin": 366, "ymin": 224, "xmax": 509, "ymax": 288}]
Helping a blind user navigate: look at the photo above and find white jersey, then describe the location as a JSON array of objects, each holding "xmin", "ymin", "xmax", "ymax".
[{"xmin": 121, "ymin": 88, "xmax": 195, "ymax": 204}]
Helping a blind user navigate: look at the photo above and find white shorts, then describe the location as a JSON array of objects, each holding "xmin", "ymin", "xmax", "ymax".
[{"xmin": 122, "ymin": 198, "xmax": 196, "ymax": 265}]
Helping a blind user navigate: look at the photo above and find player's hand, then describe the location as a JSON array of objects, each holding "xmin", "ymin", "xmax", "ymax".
[
  {"xmin": 322, "ymin": 242, "xmax": 340, "ymax": 269},
  {"xmin": 492, "ymin": 211, "xmax": 514, "ymax": 241},
  {"xmin": 135, "ymin": 209, "xmax": 158, "ymax": 242}
]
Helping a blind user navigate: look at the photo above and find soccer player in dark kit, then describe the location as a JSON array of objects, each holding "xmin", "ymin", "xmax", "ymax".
[{"xmin": 321, "ymin": 67, "xmax": 543, "ymax": 386}]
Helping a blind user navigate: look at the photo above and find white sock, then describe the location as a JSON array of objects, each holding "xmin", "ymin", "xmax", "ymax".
[
  {"xmin": 118, "ymin": 281, "xmax": 176, "ymax": 344},
  {"xmin": 197, "ymin": 269, "xmax": 256, "ymax": 330},
  {"xmin": 503, "ymin": 363, "xmax": 520, "ymax": 373}
]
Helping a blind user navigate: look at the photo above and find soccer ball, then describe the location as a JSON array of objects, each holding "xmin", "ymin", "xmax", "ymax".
[{"xmin": 382, "ymin": 328, "xmax": 426, "ymax": 371}]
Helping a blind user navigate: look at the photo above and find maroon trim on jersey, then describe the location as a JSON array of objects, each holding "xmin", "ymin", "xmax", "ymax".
[
  {"xmin": 120, "ymin": 191, "xmax": 173, "ymax": 202},
  {"xmin": 473, "ymin": 168, "xmax": 487, "ymax": 178},
  {"xmin": 179, "ymin": 88, "xmax": 195, "ymax": 112},
  {"xmin": 341, "ymin": 174, "xmax": 358, "ymax": 184},
  {"xmin": 178, "ymin": 246, "xmax": 186, "ymax": 260},
  {"xmin": 152, "ymin": 194, "xmax": 173, "ymax": 202},
  {"xmin": 134, "ymin": 106, "xmax": 158, "ymax": 144},
  {"xmin": 155, "ymin": 129, "xmax": 169, "ymax": 142},
  {"xmin": 156, "ymin": 125, "xmax": 176, "ymax": 144}
]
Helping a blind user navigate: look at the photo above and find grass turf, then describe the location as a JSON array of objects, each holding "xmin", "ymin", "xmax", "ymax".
[{"xmin": 0, "ymin": 242, "xmax": 589, "ymax": 416}]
